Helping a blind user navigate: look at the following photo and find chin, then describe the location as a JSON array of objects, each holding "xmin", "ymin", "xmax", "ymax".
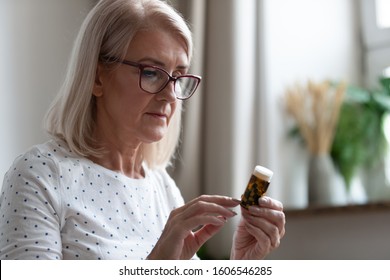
[{"xmin": 143, "ymin": 131, "xmax": 166, "ymax": 143}]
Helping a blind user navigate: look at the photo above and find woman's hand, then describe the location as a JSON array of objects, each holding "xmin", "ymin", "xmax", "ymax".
[
  {"xmin": 231, "ymin": 196, "xmax": 285, "ymax": 260},
  {"xmin": 147, "ymin": 195, "xmax": 240, "ymax": 260}
]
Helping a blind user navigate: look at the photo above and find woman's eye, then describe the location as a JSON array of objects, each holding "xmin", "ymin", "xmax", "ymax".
[{"xmin": 142, "ymin": 69, "xmax": 158, "ymax": 78}]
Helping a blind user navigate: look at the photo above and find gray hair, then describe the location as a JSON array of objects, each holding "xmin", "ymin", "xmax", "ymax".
[{"xmin": 44, "ymin": 0, "xmax": 193, "ymax": 168}]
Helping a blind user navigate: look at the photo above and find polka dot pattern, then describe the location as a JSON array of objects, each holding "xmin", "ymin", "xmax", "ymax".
[{"xmin": 0, "ymin": 139, "xmax": 185, "ymax": 259}]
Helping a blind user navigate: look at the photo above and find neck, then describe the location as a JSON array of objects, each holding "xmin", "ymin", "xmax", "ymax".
[{"xmin": 89, "ymin": 129, "xmax": 145, "ymax": 179}]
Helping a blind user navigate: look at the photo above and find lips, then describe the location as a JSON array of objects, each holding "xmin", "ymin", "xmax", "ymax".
[
  {"xmin": 145, "ymin": 105, "xmax": 171, "ymax": 122},
  {"xmin": 145, "ymin": 111, "xmax": 169, "ymax": 120}
]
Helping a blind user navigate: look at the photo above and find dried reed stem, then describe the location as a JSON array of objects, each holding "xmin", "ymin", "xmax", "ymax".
[{"xmin": 285, "ymin": 80, "xmax": 345, "ymax": 155}]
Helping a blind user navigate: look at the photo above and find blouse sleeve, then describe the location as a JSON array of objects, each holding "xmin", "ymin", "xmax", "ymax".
[{"xmin": 0, "ymin": 149, "xmax": 63, "ymax": 259}]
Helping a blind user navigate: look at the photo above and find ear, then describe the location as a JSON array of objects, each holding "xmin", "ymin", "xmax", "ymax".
[{"xmin": 92, "ymin": 63, "xmax": 105, "ymax": 97}]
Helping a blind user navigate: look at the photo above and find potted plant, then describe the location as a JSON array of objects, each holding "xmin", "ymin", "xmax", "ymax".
[{"xmin": 330, "ymin": 77, "xmax": 390, "ymax": 201}]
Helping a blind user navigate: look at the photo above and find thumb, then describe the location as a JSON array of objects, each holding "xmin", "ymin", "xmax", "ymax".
[{"xmin": 193, "ymin": 217, "xmax": 227, "ymax": 246}]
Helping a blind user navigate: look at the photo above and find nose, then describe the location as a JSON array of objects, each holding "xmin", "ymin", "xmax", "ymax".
[{"xmin": 156, "ymin": 79, "xmax": 177, "ymax": 102}]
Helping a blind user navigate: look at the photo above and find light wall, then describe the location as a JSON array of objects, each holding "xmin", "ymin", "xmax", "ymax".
[{"xmin": 0, "ymin": 0, "xmax": 93, "ymax": 182}]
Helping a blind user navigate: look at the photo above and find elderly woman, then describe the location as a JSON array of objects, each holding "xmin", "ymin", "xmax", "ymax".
[{"xmin": 0, "ymin": 0, "xmax": 285, "ymax": 260}]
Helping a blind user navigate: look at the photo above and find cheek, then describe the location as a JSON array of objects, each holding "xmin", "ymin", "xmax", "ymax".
[
  {"xmin": 105, "ymin": 76, "xmax": 149, "ymax": 116},
  {"xmin": 167, "ymin": 101, "xmax": 179, "ymax": 125}
]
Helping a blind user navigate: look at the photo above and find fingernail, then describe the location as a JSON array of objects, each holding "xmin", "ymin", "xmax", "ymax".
[
  {"xmin": 231, "ymin": 198, "xmax": 241, "ymax": 204},
  {"xmin": 258, "ymin": 197, "xmax": 267, "ymax": 205},
  {"xmin": 230, "ymin": 209, "xmax": 238, "ymax": 216}
]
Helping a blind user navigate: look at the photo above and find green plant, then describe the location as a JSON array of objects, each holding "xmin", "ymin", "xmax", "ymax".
[{"xmin": 330, "ymin": 77, "xmax": 390, "ymax": 189}]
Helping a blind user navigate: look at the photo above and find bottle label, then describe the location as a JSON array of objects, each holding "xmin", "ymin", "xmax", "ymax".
[{"xmin": 240, "ymin": 174, "xmax": 270, "ymax": 209}]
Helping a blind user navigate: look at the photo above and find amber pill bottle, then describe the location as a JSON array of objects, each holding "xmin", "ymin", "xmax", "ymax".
[{"xmin": 240, "ymin": 165, "xmax": 273, "ymax": 209}]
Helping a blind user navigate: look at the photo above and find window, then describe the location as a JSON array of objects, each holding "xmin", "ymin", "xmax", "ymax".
[
  {"xmin": 360, "ymin": 0, "xmax": 390, "ymax": 87},
  {"xmin": 376, "ymin": 0, "xmax": 390, "ymax": 29},
  {"xmin": 360, "ymin": 0, "xmax": 390, "ymax": 200}
]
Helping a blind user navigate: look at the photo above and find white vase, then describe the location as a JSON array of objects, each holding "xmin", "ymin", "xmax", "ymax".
[{"xmin": 308, "ymin": 154, "xmax": 348, "ymax": 207}]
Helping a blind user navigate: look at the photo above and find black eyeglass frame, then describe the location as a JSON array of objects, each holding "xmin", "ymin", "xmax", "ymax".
[{"xmin": 102, "ymin": 56, "xmax": 202, "ymax": 100}]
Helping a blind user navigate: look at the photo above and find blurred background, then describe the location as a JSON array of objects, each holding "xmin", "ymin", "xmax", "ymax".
[{"xmin": 1, "ymin": 0, "xmax": 389, "ymax": 259}]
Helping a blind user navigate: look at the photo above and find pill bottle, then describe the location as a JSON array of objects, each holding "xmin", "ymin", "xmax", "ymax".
[{"xmin": 240, "ymin": 165, "xmax": 273, "ymax": 209}]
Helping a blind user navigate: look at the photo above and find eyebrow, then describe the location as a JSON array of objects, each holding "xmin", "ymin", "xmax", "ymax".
[{"xmin": 137, "ymin": 57, "xmax": 189, "ymax": 71}]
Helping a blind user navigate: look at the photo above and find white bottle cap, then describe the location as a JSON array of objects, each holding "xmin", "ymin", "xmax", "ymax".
[{"xmin": 252, "ymin": 165, "xmax": 273, "ymax": 182}]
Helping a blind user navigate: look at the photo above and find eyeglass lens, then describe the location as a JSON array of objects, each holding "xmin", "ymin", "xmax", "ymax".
[{"xmin": 140, "ymin": 67, "xmax": 198, "ymax": 99}]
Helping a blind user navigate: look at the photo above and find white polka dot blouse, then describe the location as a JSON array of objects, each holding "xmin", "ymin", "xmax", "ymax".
[{"xmin": 0, "ymin": 139, "xmax": 187, "ymax": 260}]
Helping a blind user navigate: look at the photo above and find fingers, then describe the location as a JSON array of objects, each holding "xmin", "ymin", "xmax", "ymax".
[
  {"xmin": 241, "ymin": 196, "xmax": 286, "ymax": 247},
  {"xmin": 246, "ymin": 205, "xmax": 285, "ymax": 235},
  {"xmin": 192, "ymin": 220, "xmax": 226, "ymax": 246},
  {"xmin": 167, "ymin": 195, "xmax": 239, "ymax": 236},
  {"xmin": 177, "ymin": 211, "xmax": 230, "ymax": 232},
  {"xmin": 188, "ymin": 195, "xmax": 241, "ymax": 209},
  {"xmin": 258, "ymin": 196, "xmax": 284, "ymax": 211},
  {"xmin": 169, "ymin": 195, "xmax": 239, "ymax": 224},
  {"xmin": 244, "ymin": 196, "xmax": 285, "ymax": 233},
  {"xmin": 243, "ymin": 213, "xmax": 281, "ymax": 247}
]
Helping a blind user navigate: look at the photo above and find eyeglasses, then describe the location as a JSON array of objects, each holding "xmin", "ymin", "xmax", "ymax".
[{"xmin": 104, "ymin": 57, "xmax": 201, "ymax": 100}]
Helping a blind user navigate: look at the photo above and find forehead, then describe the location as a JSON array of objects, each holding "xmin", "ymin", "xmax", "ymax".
[{"xmin": 126, "ymin": 29, "xmax": 189, "ymax": 66}]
